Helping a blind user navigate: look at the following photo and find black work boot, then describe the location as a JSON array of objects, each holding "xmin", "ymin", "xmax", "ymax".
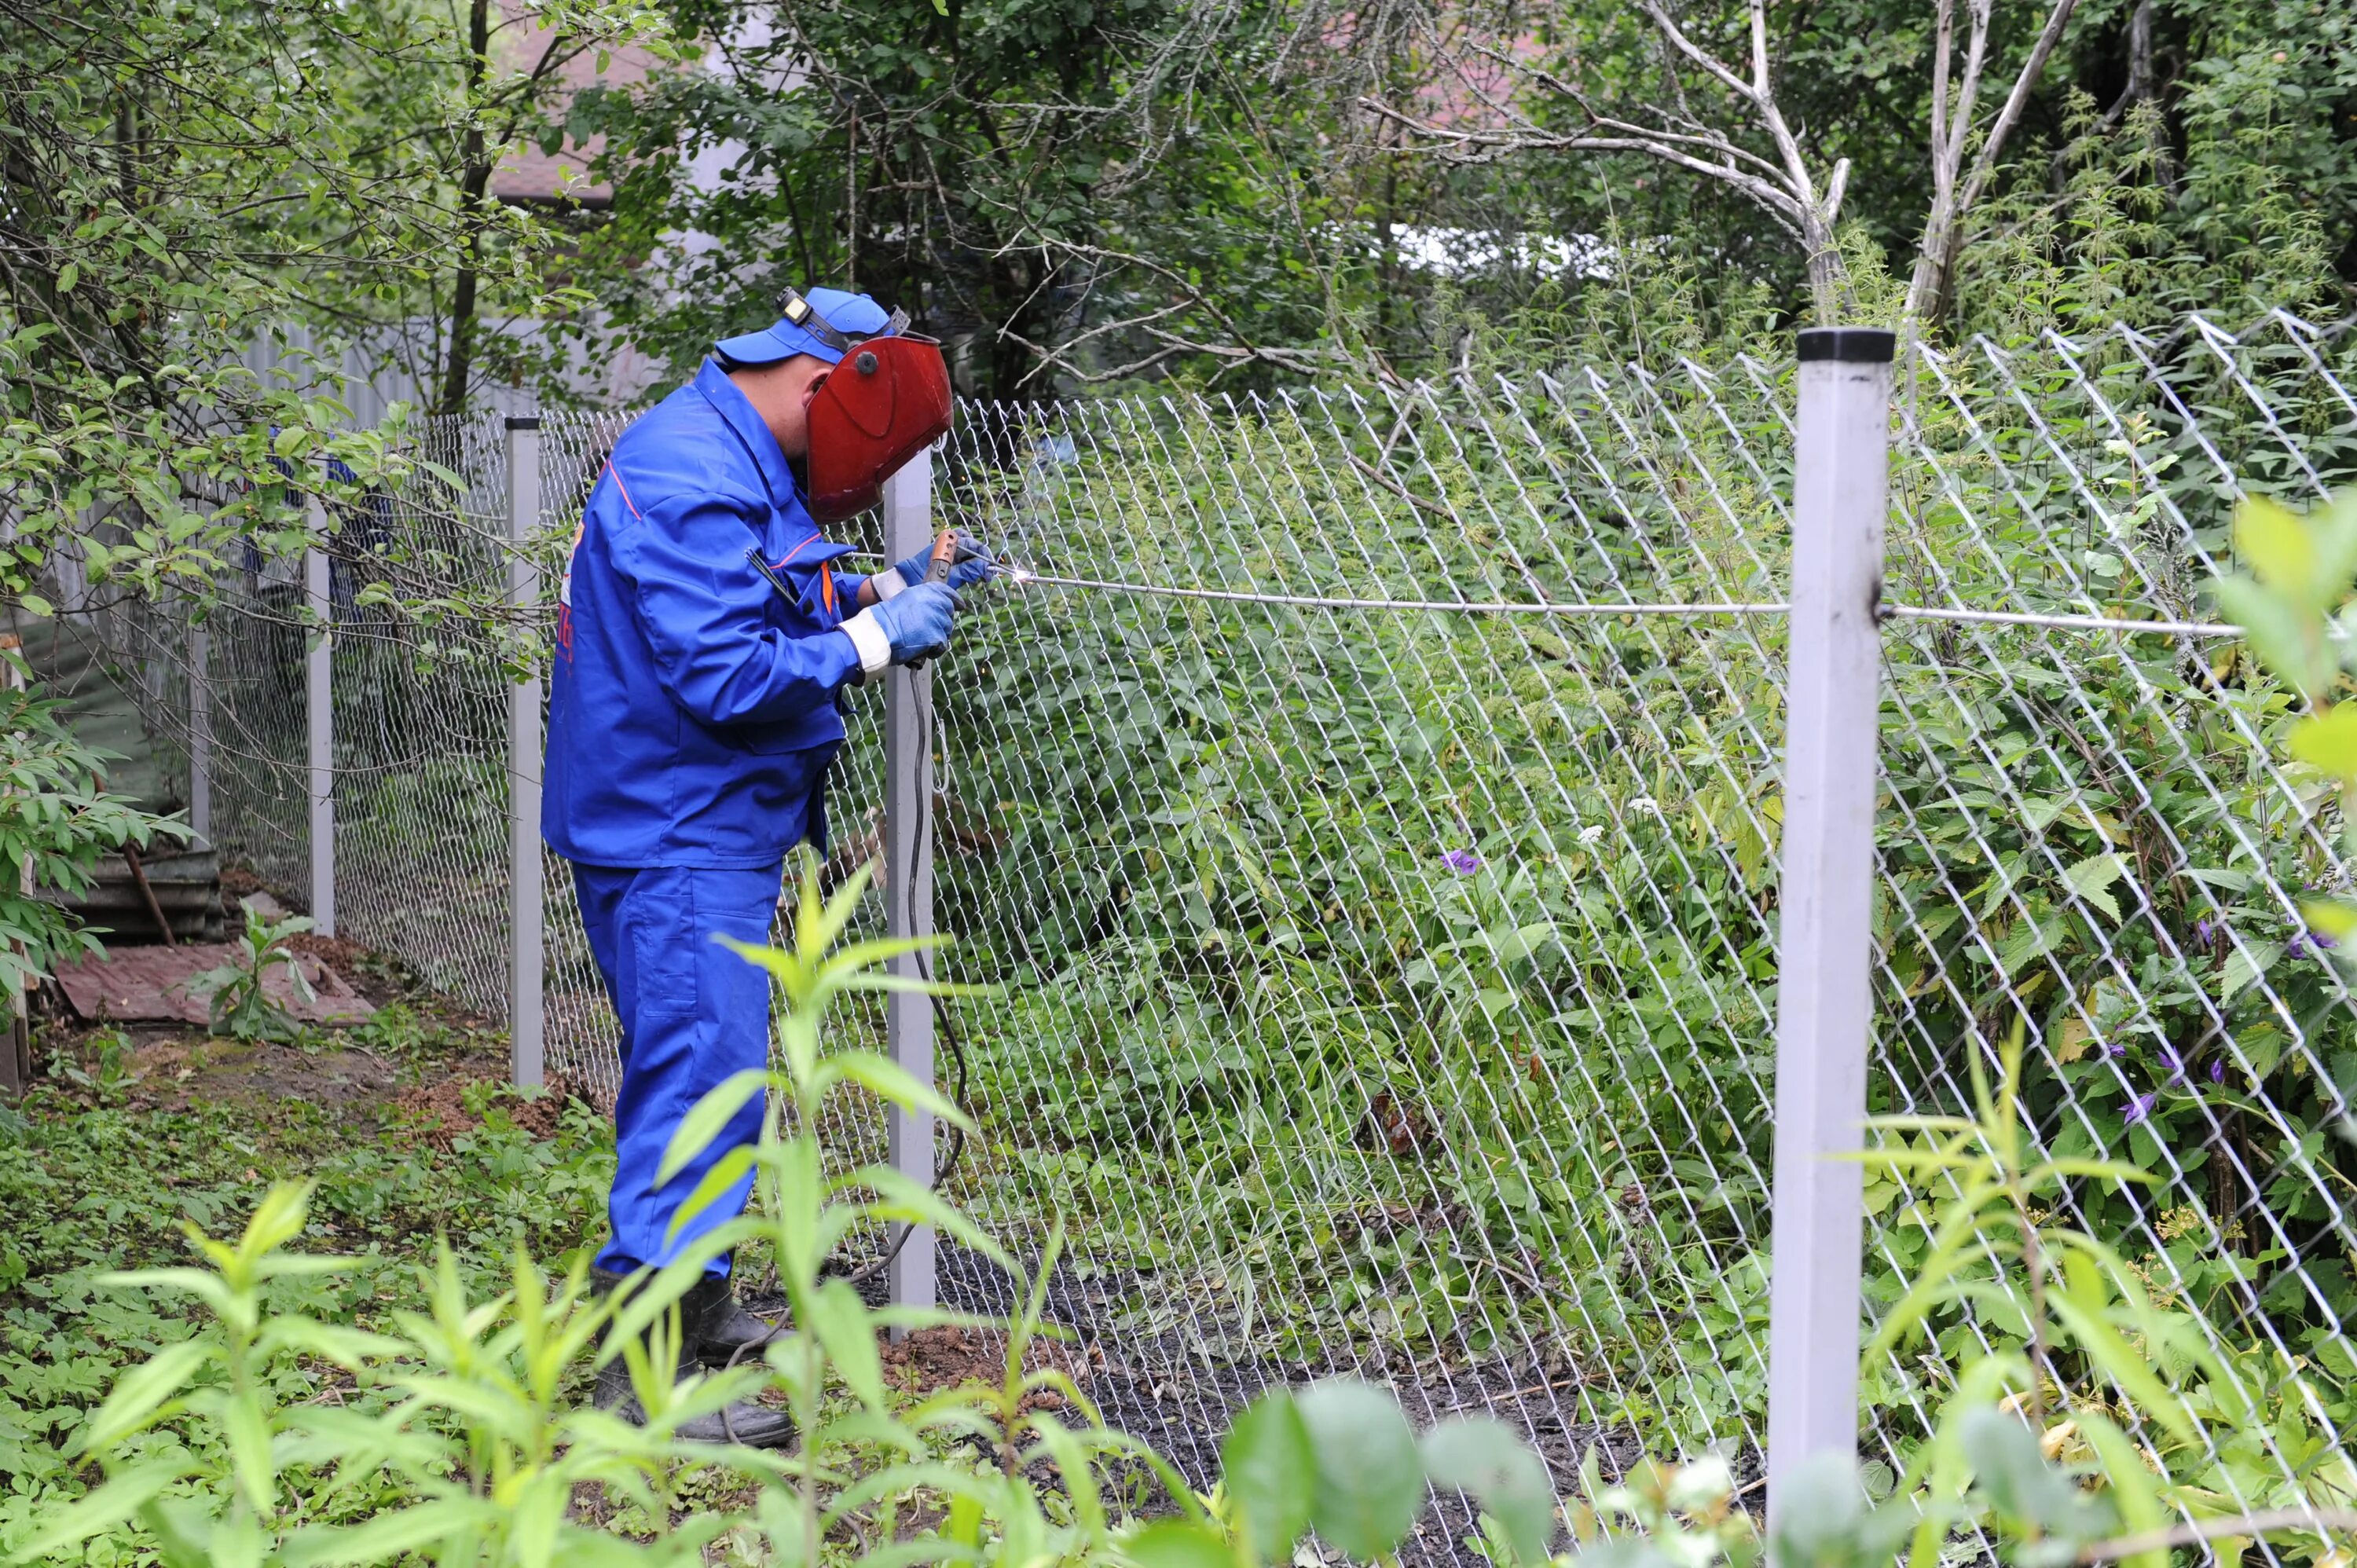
[
  {"xmin": 681, "ymin": 1271, "xmax": 784, "ymax": 1368},
  {"xmin": 588, "ymin": 1268, "xmax": 795, "ymax": 1449}
]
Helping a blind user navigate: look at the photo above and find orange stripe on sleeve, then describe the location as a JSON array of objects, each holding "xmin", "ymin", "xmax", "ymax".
[{"xmin": 602, "ymin": 460, "xmax": 643, "ymax": 521}]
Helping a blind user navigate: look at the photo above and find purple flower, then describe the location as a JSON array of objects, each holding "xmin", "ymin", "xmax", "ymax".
[
  {"xmin": 2289, "ymin": 932, "xmax": 2310, "ymax": 958},
  {"xmin": 2124, "ymin": 1092, "xmax": 2159, "ymax": 1125},
  {"xmin": 1442, "ymin": 848, "xmax": 1483, "ymax": 876},
  {"xmin": 2194, "ymin": 918, "xmax": 2215, "ymax": 945},
  {"xmin": 2162, "ymin": 1047, "xmax": 2187, "ymax": 1086},
  {"xmin": 2109, "ymin": 1041, "xmax": 2131, "ymax": 1059},
  {"xmin": 2316, "ymin": 930, "xmax": 2341, "ymax": 951},
  {"xmin": 2209, "ymin": 1057, "xmax": 2227, "ymax": 1085}
]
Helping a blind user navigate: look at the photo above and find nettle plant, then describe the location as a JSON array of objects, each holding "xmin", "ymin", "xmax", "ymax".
[{"xmin": 12, "ymin": 858, "xmax": 1560, "ymax": 1566}]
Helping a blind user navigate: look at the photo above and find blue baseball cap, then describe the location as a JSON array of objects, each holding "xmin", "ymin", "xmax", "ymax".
[{"xmin": 714, "ymin": 287, "xmax": 903, "ymax": 367}]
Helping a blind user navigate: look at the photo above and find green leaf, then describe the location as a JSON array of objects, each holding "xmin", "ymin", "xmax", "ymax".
[
  {"xmin": 2044, "ymin": 1291, "xmax": 2198, "ymax": 1446},
  {"xmin": 2212, "ymin": 576, "xmax": 2327, "ymax": 697},
  {"xmin": 656, "ymin": 1068, "xmax": 771, "ymax": 1185},
  {"xmin": 1124, "ymin": 1520, "xmax": 1232, "ymax": 1568},
  {"xmin": 280, "ymin": 1500, "xmax": 497, "ymax": 1566},
  {"xmin": 81, "ymin": 1338, "xmax": 212, "ymax": 1449},
  {"xmin": 1295, "ymin": 1379, "xmax": 1423, "ymax": 1561},
  {"xmin": 0, "ymin": 1461, "xmax": 185, "ymax": 1561},
  {"xmin": 2070, "ymin": 1412, "xmax": 2168, "ymax": 1568},
  {"xmin": 2061, "ymin": 852, "xmax": 2127, "ymax": 923},
  {"xmin": 2290, "ymin": 705, "xmax": 2357, "ymax": 781},
  {"xmin": 2220, "ymin": 940, "xmax": 2283, "ymax": 1002},
  {"xmin": 1222, "ymin": 1391, "xmax": 1314, "ymax": 1562},
  {"xmin": 820, "ymin": 1050, "xmax": 975, "ymax": 1130},
  {"xmin": 808, "ymin": 1278, "xmax": 885, "ymax": 1410},
  {"xmin": 2235, "ymin": 496, "xmax": 2316, "ymax": 598},
  {"xmin": 1768, "ymin": 1451, "xmax": 1912, "ymax": 1568},
  {"xmin": 662, "ymin": 1145, "xmax": 756, "ymax": 1244},
  {"xmin": 1419, "ymin": 1416, "xmax": 1555, "ymax": 1565},
  {"xmin": 2304, "ymin": 897, "xmax": 2357, "ymax": 944}
]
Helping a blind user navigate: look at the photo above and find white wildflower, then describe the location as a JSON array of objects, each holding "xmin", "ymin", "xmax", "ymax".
[
  {"xmin": 1627, "ymin": 797, "xmax": 1661, "ymax": 817},
  {"xmin": 1578, "ymin": 823, "xmax": 1606, "ymax": 845}
]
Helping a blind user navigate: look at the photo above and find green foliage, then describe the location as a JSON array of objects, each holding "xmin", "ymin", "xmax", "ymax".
[
  {"xmin": 0, "ymin": 0, "xmax": 673, "ymax": 628},
  {"xmin": 0, "ymin": 1032, "xmax": 614, "ymax": 1548},
  {"xmin": 0, "ymin": 675, "xmax": 184, "ymax": 998},
  {"xmin": 188, "ymin": 908, "xmax": 318, "ymax": 1043},
  {"xmin": 4, "ymin": 858, "xmax": 1580, "ymax": 1564}
]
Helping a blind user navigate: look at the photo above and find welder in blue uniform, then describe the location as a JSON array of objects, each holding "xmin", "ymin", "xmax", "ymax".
[{"xmin": 543, "ymin": 287, "xmax": 990, "ymax": 1445}]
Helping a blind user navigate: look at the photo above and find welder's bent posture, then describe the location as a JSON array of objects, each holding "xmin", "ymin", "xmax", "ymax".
[{"xmin": 543, "ymin": 288, "xmax": 988, "ymax": 1445}]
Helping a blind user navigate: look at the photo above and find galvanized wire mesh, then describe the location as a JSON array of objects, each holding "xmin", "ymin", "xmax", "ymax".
[
  {"xmin": 1869, "ymin": 314, "xmax": 2357, "ymax": 1537},
  {"xmin": 927, "ymin": 370, "xmax": 1791, "ymax": 1488},
  {"xmin": 38, "ymin": 310, "xmax": 2357, "ymax": 1542}
]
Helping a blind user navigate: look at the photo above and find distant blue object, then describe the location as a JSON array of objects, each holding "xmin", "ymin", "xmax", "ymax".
[
  {"xmin": 576, "ymin": 859, "xmax": 783, "ymax": 1278},
  {"xmin": 544, "ymin": 358, "xmax": 871, "ymax": 869},
  {"xmin": 715, "ymin": 287, "xmax": 896, "ymax": 368},
  {"xmin": 262, "ymin": 442, "xmax": 392, "ymax": 608}
]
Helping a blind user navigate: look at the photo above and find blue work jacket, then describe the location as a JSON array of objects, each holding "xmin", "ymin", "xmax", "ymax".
[{"xmin": 544, "ymin": 360, "xmax": 874, "ymax": 869}]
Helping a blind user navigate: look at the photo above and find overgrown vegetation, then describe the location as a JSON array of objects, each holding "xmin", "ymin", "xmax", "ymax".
[
  {"xmin": 919, "ymin": 332, "xmax": 2357, "ymax": 1531},
  {"xmin": 8, "ymin": 860, "xmax": 2354, "ymax": 1563}
]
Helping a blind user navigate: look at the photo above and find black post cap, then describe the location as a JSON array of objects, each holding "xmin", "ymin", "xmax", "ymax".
[
  {"xmin": 1796, "ymin": 328, "xmax": 1897, "ymax": 363},
  {"xmin": 504, "ymin": 414, "xmax": 543, "ymax": 430}
]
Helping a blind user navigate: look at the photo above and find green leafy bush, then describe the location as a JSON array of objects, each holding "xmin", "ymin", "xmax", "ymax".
[{"xmin": 0, "ymin": 673, "xmax": 184, "ymax": 1001}]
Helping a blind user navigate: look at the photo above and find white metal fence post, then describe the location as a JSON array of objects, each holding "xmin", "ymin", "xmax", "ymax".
[
  {"xmin": 1767, "ymin": 326, "xmax": 1893, "ymax": 1524},
  {"xmin": 305, "ymin": 492, "xmax": 336, "ymax": 936},
  {"xmin": 189, "ymin": 618, "xmax": 211, "ymax": 845},
  {"xmin": 882, "ymin": 445, "xmax": 938, "ymax": 1324},
  {"xmin": 505, "ymin": 416, "xmax": 547, "ymax": 1090}
]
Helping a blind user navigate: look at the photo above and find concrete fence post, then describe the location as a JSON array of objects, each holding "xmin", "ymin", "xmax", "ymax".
[
  {"xmin": 304, "ymin": 493, "xmax": 335, "ymax": 937},
  {"xmin": 1766, "ymin": 326, "xmax": 1894, "ymax": 1530},
  {"xmin": 882, "ymin": 445, "xmax": 938, "ymax": 1325},
  {"xmin": 505, "ymin": 416, "xmax": 546, "ymax": 1090},
  {"xmin": 189, "ymin": 619, "xmax": 212, "ymax": 845},
  {"xmin": 3, "ymin": 632, "xmax": 29, "ymax": 1096}
]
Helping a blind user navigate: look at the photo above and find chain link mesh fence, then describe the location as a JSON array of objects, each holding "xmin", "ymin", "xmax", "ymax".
[{"xmin": 31, "ymin": 310, "xmax": 2357, "ymax": 1547}]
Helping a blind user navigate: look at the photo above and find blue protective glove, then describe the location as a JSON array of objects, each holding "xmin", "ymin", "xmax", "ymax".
[
  {"xmin": 888, "ymin": 530, "xmax": 996, "ymax": 592},
  {"xmin": 839, "ymin": 581, "xmax": 961, "ymax": 681}
]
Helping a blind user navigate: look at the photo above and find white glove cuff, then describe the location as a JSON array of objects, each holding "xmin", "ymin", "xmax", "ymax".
[
  {"xmin": 840, "ymin": 609, "xmax": 893, "ymax": 678},
  {"xmin": 871, "ymin": 565, "xmax": 909, "ymax": 601}
]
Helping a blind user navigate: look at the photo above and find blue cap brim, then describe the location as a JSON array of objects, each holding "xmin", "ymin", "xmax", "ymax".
[{"xmin": 715, "ymin": 321, "xmax": 845, "ymax": 367}]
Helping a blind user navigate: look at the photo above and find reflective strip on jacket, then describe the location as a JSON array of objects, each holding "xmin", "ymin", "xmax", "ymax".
[{"xmin": 544, "ymin": 359, "xmax": 874, "ymax": 868}]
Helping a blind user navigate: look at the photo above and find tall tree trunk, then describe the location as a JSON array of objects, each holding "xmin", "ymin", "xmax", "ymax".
[{"xmin": 434, "ymin": 0, "xmax": 494, "ymax": 419}]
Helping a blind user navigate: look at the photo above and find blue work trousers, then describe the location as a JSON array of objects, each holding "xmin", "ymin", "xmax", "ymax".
[{"xmin": 573, "ymin": 861, "xmax": 782, "ymax": 1277}]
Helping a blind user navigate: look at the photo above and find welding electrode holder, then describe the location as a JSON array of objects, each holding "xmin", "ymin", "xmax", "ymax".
[{"xmin": 904, "ymin": 528, "xmax": 970, "ymax": 670}]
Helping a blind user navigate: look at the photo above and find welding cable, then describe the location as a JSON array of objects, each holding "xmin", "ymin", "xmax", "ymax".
[{"xmin": 834, "ymin": 662, "xmax": 970, "ymax": 1293}]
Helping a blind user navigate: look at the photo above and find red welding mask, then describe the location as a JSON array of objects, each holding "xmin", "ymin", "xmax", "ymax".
[{"xmin": 804, "ymin": 334, "xmax": 954, "ymax": 523}]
